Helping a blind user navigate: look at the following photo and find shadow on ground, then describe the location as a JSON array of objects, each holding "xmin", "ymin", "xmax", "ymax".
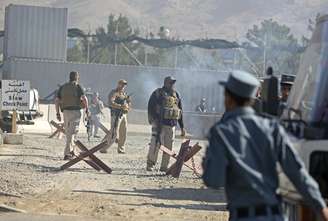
[
  {"xmin": 73, "ymin": 187, "xmax": 226, "ymax": 211},
  {"xmin": 125, "ymin": 202, "xmax": 226, "ymax": 211},
  {"xmin": 0, "ymin": 154, "xmax": 61, "ymax": 161}
]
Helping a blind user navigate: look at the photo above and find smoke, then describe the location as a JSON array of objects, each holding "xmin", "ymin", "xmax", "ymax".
[
  {"xmin": 132, "ymin": 65, "xmax": 228, "ymax": 113},
  {"xmin": 127, "ymin": 48, "xmax": 229, "ymax": 138}
]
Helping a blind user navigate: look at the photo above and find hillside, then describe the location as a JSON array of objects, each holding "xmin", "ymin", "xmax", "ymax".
[{"xmin": 0, "ymin": 0, "xmax": 327, "ymax": 39}]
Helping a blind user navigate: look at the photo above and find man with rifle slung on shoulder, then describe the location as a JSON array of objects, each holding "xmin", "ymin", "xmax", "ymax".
[
  {"xmin": 100, "ymin": 79, "xmax": 131, "ymax": 154},
  {"xmin": 146, "ymin": 76, "xmax": 186, "ymax": 172}
]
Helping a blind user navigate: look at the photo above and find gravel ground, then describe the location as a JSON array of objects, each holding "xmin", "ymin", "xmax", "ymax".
[{"xmin": 0, "ymin": 130, "xmax": 228, "ymax": 221}]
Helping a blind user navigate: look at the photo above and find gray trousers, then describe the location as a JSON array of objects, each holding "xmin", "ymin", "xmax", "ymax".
[
  {"xmin": 229, "ymin": 208, "xmax": 285, "ymax": 221},
  {"xmin": 229, "ymin": 216, "xmax": 285, "ymax": 221},
  {"xmin": 147, "ymin": 123, "xmax": 175, "ymax": 170},
  {"xmin": 90, "ymin": 114, "xmax": 101, "ymax": 136},
  {"xmin": 63, "ymin": 110, "xmax": 82, "ymax": 156}
]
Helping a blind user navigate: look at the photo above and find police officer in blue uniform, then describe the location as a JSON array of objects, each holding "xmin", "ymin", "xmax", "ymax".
[
  {"xmin": 278, "ymin": 74, "xmax": 295, "ymax": 116},
  {"xmin": 202, "ymin": 70, "xmax": 328, "ymax": 221}
]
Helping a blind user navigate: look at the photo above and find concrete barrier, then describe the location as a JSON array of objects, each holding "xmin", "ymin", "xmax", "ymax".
[
  {"xmin": 3, "ymin": 133, "xmax": 23, "ymax": 144},
  {"xmin": 124, "ymin": 109, "xmax": 222, "ymax": 138},
  {"xmin": 24, "ymin": 104, "xmax": 221, "ymax": 138}
]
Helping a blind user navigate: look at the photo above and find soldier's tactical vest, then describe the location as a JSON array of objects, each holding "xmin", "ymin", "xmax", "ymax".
[
  {"xmin": 111, "ymin": 91, "xmax": 128, "ymax": 114},
  {"xmin": 114, "ymin": 93, "xmax": 127, "ymax": 106},
  {"xmin": 157, "ymin": 89, "xmax": 181, "ymax": 120},
  {"xmin": 60, "ymin": 82, "xmax": 82, "ymax": 110}
]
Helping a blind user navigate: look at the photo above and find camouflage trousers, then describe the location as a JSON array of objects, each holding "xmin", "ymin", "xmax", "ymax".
[
  {"xmin": 102, "ymin": 113, "xmax": 127, "ymax": 153},
  {"xmin": 63, "ymin": 110, "xmax": 82, "ymax": 156},
  {"xmin": 147, "ymin": 123, "xmax": 175, "ymax": 171}
]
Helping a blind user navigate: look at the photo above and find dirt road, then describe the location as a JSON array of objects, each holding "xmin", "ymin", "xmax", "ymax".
[{"xmin": 0, "ymin": 131, "xmax": 228, "ymax": 221}]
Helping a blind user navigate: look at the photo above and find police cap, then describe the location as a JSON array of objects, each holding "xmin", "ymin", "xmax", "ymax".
[
  {"xmin": 280, "ymin": 74, "xmax": 295, "ymax": 86},
  {"xmin": 219, "ymin": 70, "xmax": 260, "ymax": 98}
]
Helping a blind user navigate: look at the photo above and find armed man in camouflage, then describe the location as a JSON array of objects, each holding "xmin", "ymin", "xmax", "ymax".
[{"xmin": 146, "ymin": 76, "xmax": 186, "ymax": 172}]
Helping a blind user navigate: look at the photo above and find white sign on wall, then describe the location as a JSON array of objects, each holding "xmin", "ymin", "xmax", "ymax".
[{"xmin": 1, "ymin": 80, "xmax": 30, "ymax": 111}]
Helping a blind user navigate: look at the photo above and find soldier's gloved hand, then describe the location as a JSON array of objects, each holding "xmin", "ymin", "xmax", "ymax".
[
  {"xmin": 181, "ymin": 128, "xmax": 186, "ymax": 137},
  {"xmin": 56, "ymin": 112, "xmax": 61, "ymax": 122}
]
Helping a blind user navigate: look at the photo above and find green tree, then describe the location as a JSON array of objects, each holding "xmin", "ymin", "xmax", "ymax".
[
  {"xmin": 147, "ymin": 48, "xmax": 176, "ymax": 67},
  {"xmin": 245, "ymin": 19, "xmax": 302, "ymax": 76},
  {"xmin": 92, "ymin": 14, "xmax": 145, "ymax": 65},
  {"xmin": 67, "ymin": 44, "xmax": 85, "ymax": 63},
  {"xmin": 301, "ymin": 13, "xmax": 321, "ymax": 47}
]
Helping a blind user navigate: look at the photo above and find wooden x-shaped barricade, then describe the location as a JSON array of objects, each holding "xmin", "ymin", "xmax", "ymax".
[
  {"xmin": 49, "ymin": 120, "xmax": 65, "ymax": 139},
  {"xmin": 98, "ymin": 122, "xmax": 118, "ymax": 147},
  {"xmin": 50, "ymin": 120, "xmax": 111, "ymax": 142},
  {"xmin": 60, "ymin": 140, "xmax": 112, "ymax": 174},
  {"xmin": 160, "ymin": 140, "xmax": 203, "ymax": 178},
  {"xmin": 98, "ymin": 122, "xmax": 111, "ymax": 141}
]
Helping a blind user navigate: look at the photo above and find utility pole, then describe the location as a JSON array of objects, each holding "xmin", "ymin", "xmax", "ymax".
[
  {"xmin": 114, "ymin": 22, "xmax": 119, "ymax": 65},
  {"xmin": 87, "ymin": 41, "xmax": 90, "ymax": 63},
  {"xmin": 233, "ymin": 27, "xmax": 238, "ymax": 70},
  {"xmin": 86, "ymin": 23, "xmax": 91, "ymax": 63},
  {"xmin": 114, "ymin": 44, "xmax": 118, "ymax": 65},
  {"xmin": 174, "ymin": 47, "xmax": 178, "ymax": 68},
  {"xmin": 145, "ymin": 26, "xmax": 149, "ymax": 66},
  {"xmin": 263, "ymin": 33, "xmax": 267, "ymax": 77},
  {"xmin": 233, "ymin": 49, "xmax": 237, "ymax": 70},
  {"xmin": 145, "ymin": 49, "xmax": 148, "ymax": 66},
  {"xmin": 121, "ymin": 43, "xmax": 143, "ymax": 65}
]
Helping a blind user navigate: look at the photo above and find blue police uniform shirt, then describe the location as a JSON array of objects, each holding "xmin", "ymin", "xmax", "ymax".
[{"xmin": 202, "ymin": 107, "xmax": 326, "ymax": 211}]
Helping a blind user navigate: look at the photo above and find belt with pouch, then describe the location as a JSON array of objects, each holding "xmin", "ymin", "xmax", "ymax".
[{"xmin": 234, "ymin": 204, "xmax": 281, "ymax": 218}]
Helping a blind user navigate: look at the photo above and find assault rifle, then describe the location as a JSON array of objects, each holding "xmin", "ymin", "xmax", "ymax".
[
  {"xmin": 110, "ymin": 93, "xmax": 133, "ymax": 140},
  {"xmin": 85, "ymin": 110, "xmax": 92, "ymax": 141}
]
